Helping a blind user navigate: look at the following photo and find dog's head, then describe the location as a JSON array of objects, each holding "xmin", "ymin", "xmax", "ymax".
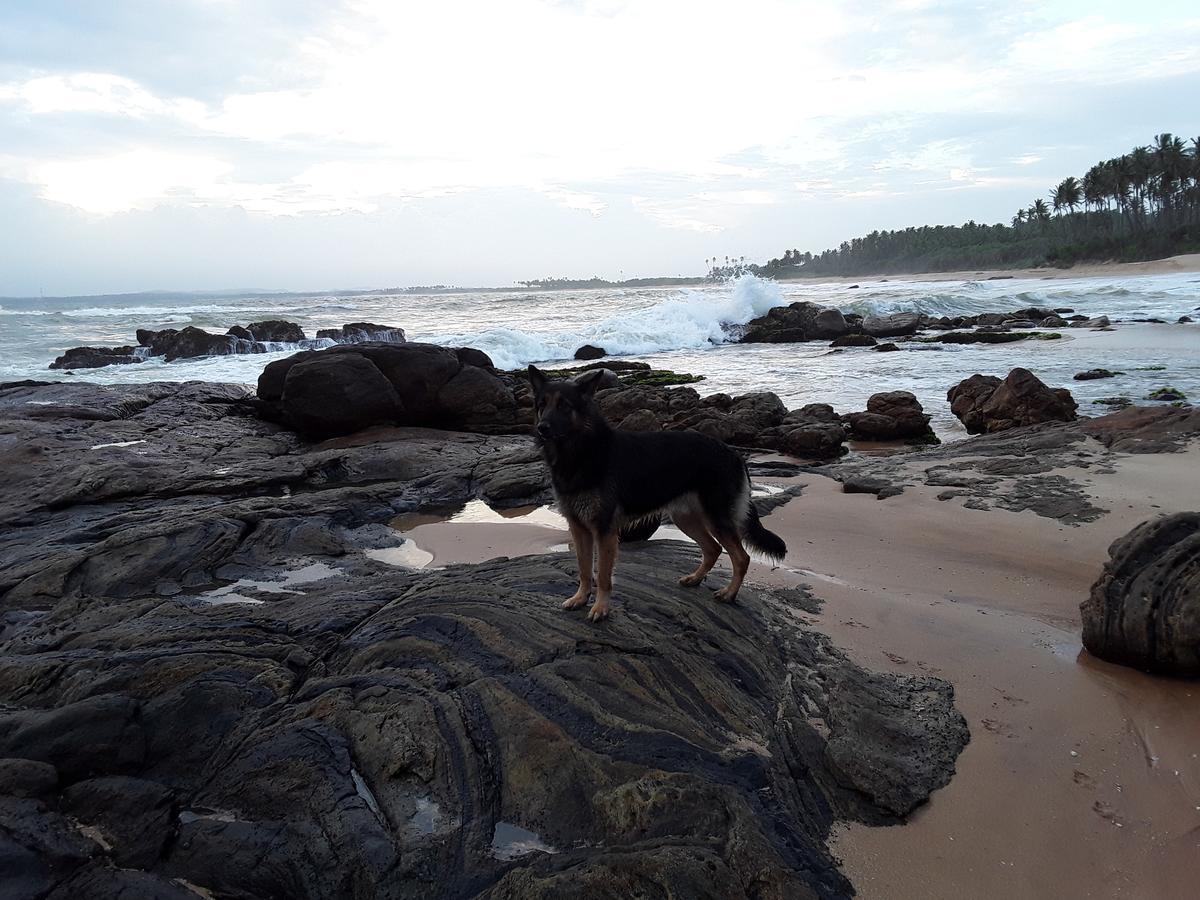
[{"xmin": 527, "ymin": 365, "xmax": 606, "ymax": 443}]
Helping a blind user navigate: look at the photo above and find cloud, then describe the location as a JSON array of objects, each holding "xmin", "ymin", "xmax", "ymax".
[{"xmin": 1, "ymin": 0, "xmax": 1199, "ymax": 290}]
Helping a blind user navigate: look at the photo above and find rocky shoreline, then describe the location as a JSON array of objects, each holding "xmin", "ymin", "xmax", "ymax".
[
  {"xmin": 49, "ymin": 320, "xmax": 406, "ymax": 370},
  {"xmin": 2, "ymin": 327, "xmax": 1197, "ymax": 897},
  {"xmin": 0, "ymin": 378, "xmax": 974, "ymax": 899}
]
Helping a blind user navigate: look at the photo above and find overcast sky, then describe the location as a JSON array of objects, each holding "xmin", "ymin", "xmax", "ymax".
[{"xmin": 1, "ymin": 0, "xmax": 1197, "ymax": 295}]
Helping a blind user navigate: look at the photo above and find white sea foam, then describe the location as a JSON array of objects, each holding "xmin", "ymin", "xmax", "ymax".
[{"xmin": 422, "ymin": 273, "xmax": 786, "ymax": 368}]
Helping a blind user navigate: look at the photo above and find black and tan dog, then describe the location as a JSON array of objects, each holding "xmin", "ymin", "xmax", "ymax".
[{"xmin": 529, "ymin": 365, "xmax": 787, "ymax": 621}]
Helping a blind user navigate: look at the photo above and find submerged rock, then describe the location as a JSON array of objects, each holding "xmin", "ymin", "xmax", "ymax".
[
  {"xmin": 49, "ymin": 346, "xmax": 142, "ymax": 370},
  {"xmin": 1074, "ymin": 369, "xmax": 1119, "ymax": 381},
  {"xmin": 315, "ymin": 322, "xmax": 407, "ymax": 344},
  {"xmin": 573, "ymin": 344, "xmax": 606, "ymax": 360},
  {"xmin": 830, "ymin": 334, "xmax": 877, "ymax": 348},
  {"xmin": 1081, "ymin": 513, "xmax": 1200, "ymax": 675},
  {"xmin": 51, "ymin": 320, "xmax": 406, "ymax": 369},
  {"xmin": 947, "ymin": 368, "xmax": 1077, "ymax": 434}
]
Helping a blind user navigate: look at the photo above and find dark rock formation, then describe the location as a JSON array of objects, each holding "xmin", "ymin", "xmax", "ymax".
[
  {"xmin": 1147, "ymin": 386, "xmax": 1187, "ymax": 402},
  {"xmin": 830, "ymin": 334, "xmax": 877, "ymax": 348},
  {"xmin": 0, "ymin": 383, "xmax": 971, "ymax": 897},
  {"xmin": 573, "ymin": 344, "xmax": 606, "ymax": 360},
  {"xmin": 929, "ymin": 331, "xmax": 1044, "ymax": 345},
  {"xmin": 257, "ymin": 343, "xmax": 517, "ymax": 438},
  {"xmin": 48, "ymin": 347, "xmax": 142, "ymax": 370},
  {"xmin": 844, "ymin": 391, "xmax": 935, "ymax": 442},
  {"xmin": 0, "ymin": 544, "xmax": 969, "ymax": 900},
  {"xmin": 874, "ymin": 342, "xmax": 900, "ymax": 352},
  {"xmin": 948, "ymin": 369, "xmax": 1077, "ymax": 434},
  {"xmin": 1074, "ymin": 369, "xmax": 1118, "ymax": 381},
  {"xmin": 52, "ymin": 321, "xmax": 407, "ymax": 370},
  {"xmin": 840, "ymin": 475, "xmax": 904, "ymax": 500},
  {"xmin": 315, "ymin": 322, "xmax": 407, "ymax": 344},
  {"xmin": 741, "ymin": 302, "xmax": 850, "ymax": 343},
  {"xmin": 148, "ymin": 325, "xmax": 240, "ymax": 362},
  {"xmin": 861, "ymin": 313, "xmax": 920, "ymax": 338},
  {"xmin": 1081, "ymin": 513, "xmax": 1200, "ymax": 676},
  {"xmin": 241, "ymin": 319, "xmax": 307, "ymax": 343}
]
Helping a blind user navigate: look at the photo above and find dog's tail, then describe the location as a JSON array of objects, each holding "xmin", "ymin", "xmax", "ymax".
[{"xmin": 740, "ymin": 499, "xmax": 787, "ymax": 561}]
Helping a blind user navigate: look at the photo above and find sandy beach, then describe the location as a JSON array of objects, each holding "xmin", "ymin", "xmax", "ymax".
[{"xmin": 779, "ymin": 252, "xmax": 1200, "ymax": 285}]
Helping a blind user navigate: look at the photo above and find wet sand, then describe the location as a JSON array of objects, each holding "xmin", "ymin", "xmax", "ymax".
[
  {"xmin": 386, "ymin": 447, "xmax": 1199, "ymax": 899},
  {"xmin": 759, "ymin": 451, "xmax": 1200, "ymax": 900}
]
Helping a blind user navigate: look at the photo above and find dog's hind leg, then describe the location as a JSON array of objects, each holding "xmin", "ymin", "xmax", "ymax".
[
  {"xmin": 563, "ymin": 519, "xmax": 594, "ymax": 610},
  {"xmin": 710, "ymin": 526, "xmax": 750, "ymax": 603},
  {"xmin": 671, "ymin": 510, "xmax": 722, "ymax": 587},
  {"xmin": 588, "ymin": 531, "xmax": 619, "ymax": 622}
]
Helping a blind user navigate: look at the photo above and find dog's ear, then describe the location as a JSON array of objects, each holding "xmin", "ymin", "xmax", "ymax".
[
  {"xmin": 574, "ymin": 368, "xmax": 606, "ymax": 398},
  {"xmin": 527, "ymin": 365, "xmax": 548, "ymax": 396}
]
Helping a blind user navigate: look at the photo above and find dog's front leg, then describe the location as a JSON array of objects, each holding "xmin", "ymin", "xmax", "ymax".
[
  {"xmin": 563, "ymin": 519, "xmax": 594, "ymax": 610},
  {"xmin": 589, "ymin": 531, "xmax": 619, "ymax": 622}
]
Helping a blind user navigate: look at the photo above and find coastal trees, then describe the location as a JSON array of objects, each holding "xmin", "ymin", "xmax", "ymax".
[{"xmin": 758, "ymin": 131, "xmax": 1200, "ymax": 277}]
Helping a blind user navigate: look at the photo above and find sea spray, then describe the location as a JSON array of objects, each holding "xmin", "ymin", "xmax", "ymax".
[{"xmin": 422, "ymin": 273, "xmax": 787, "ymax": 368}]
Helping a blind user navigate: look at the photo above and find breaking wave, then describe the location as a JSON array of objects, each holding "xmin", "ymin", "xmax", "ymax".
[{"xmin": 420, "ymin": 274, "xmax": 787, "ymax": 369}]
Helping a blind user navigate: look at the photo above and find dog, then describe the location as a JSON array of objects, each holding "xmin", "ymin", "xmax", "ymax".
[{"xmin": 528, "ymin": 365, "xmax": 787, "ymax": 621}]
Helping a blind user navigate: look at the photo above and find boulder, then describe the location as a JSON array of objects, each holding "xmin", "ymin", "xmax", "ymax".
[
  {"xmin": 830, "ymin": 334, "xmax": 877, "ymax": 348},
  {"xmin": 741, "ymin": 302, "xmax": 850, "ymax": 343},
  {"xmin": 1080, "ymin": 513, "xmax": 1200, "ymax": 676},
  {"xmin": 257, "ymin": 343, "xmax": 518, "ymax": 438},
  {"xmin": 1074, "ymin": 369, "xmax": 1118, "ymax": 381},
  {"xmin": 774, "ymin": 423, "xmax": 848, "ymax": 459},
  {"xmin": 48, "ymin": 347, "xmax": 141, "ymax": 370},
  {"xmin": 243, "ymin": 320, "xmax": 306, "ymax": 343},
  {"xmin": 153, "ymin": 326, "xmax": 239, "ymax": 361},
  {"xmin": 947, "ymin": 369, "xmax": 1077, "ymax": 435},
  {"xmin": 616, "ymin": 409, "xmax": 662, "ymax": 432},
  {"xmin": 574, "ymin": 344, "xmax": 606, "ymax": 360},
  {"xmin": 277, "ymin": 353, "xmax": 405, "ymax": 437},
  {"xmin": 1042, "ymin": 316, "xmax": 1069, "ymax": 328},
  {"xmin": 315, "ymin": 322, "xmax": 407, "ymax": 344},
  {"xmin": 785, "ymin": 403, "xmax": 840, "ymax": 425},
  {"xmin": 861, "ymin": 313, "xmax": 921, "ymax": 338},
  {"xmin": 874, "ymin": 342, "xmax": 901, "ymax": 352},
  {"xmin": 844, "ymin": 391, "xmax": 934, "ymax": 441}
]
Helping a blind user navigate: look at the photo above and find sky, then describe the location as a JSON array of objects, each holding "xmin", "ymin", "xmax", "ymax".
[{"xmin": 1, "ymin": 0, "xmax": 1198, "ymax": 296}]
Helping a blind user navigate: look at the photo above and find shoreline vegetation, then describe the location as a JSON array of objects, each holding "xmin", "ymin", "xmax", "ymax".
[{"xmin": 736, "ymin": 132, "xmax": 1200, "ymax": 281}]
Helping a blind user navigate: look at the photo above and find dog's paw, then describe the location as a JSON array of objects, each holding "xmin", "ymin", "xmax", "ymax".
[
  {"xmin": 678, "ymin": 573, "xmax": 704, "ymax": 587},
  {"xmin": 562, "ymin": 592, "xmax": 589, "ymax": 610},
  {"xmin": 587, "ymin": 601, "xmax": 611, "ymax": 622},
  {"xmin": 712, "ymin": 586, "xmax": 739, "ymax": 604}
]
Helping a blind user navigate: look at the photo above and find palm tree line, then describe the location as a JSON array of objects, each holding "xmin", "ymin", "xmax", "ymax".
[{"xmin": 746, "ymin": 132, "xmax": 1200, "ymax": 279}]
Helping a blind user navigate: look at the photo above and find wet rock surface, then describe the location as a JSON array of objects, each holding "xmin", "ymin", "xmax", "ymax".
[
  {"xmin": 48, "ymin": 346, "xmax": 143, "ymax": 370},
  {"xmin": 948, "ymin": 368, "xmax": 1077, "ymax": 434},
  {"xmin": 740, "ymin": 302, "xmax": 850, "ymax": 343},
  {"xmin": 821, "ymin": 405, "xmax": 1200, "ymax": 525},
  {"xmin": 52, "ymin": 320, "xmax": 407, "ymax": 370},
  {"xmin": 1081, "ymin": 513, "xmax": 1200, "ymax": 676},
  {"xmin": 256, "ymin": 343, "xmax": 519, "ymax": 439},
  {"xmin": 0, "ymin": 382, "xmax": 972, "ymax": 899},
  {"xmin": 843, "ymin": 391, "xmax": 935, "ymax": 443}
]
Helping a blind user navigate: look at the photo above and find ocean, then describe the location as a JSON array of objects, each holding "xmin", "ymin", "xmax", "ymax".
[{"xmin": 2, "ymin": 272, "xmax": 1198, "ymax": 438}]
